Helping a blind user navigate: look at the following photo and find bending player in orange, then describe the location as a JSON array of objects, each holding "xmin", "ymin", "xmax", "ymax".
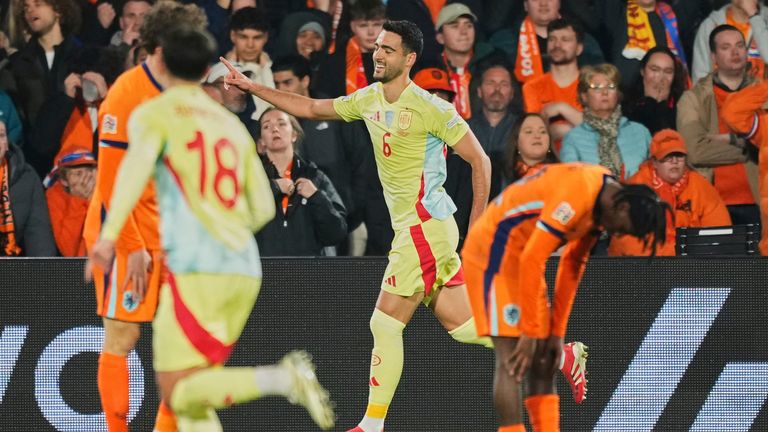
[
  {"xmin": 462, "ymin": 163, "xmax": 669, "ymax": 432},
  {"xmin": 82, "ymin": 2, "xmax": 208, "ymax": 431}
]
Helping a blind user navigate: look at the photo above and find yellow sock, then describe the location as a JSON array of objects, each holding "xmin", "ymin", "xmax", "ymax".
[
  {"xmin": 449, "ymin": 317, "xmax": 494, "ymax": 348},
  {"xmin": 171, "ymin": 367, "xmax": 263, "ymax": 418},
  {"xmin": 367, "ymin": 308, "xmax": 406, "ymax": 407}
]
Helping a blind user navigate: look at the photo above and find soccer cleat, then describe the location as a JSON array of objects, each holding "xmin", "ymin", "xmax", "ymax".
[
  {"xmin": 561, "ymin": 342, "xmax": 588, "ymax": 404},
  {"xmin": 281, "ymin": 350, "xmax": 336, "ymax": 430}
]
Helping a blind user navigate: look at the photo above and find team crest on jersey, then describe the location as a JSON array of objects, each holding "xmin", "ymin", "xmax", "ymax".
[
  {"xmin": 552, "ymin": 201, "xmax": 576, "ymax": 225},
  {"xmin": 503, "ymin": 304, "xmax": 520, "ymax": 326},
  {"xmin": 122, "ymin": 292, "xmax": 138, "ymax": 313},
  {"xmin": 102, "ymin": 114, "xmax": 117, "ymax": 134},
  {"xmin": 398, "ymin": 110, "xmax": 412, "ymax": 129}
]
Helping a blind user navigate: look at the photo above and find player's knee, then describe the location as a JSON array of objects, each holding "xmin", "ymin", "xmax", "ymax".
[
  {"xmin": 449, "ymin": 317, "xmax": 493, "ymax": 348},
  {"xmin": 102, "ymin": 320, "xmax": 140, "ymax": 356},
  {"xmin": 169, "ymin": 375, "xmax": 208, "ymax": 419},
  {"xmin": 369, "ymin": 308, "xmax": 405, "ymax": 340}
]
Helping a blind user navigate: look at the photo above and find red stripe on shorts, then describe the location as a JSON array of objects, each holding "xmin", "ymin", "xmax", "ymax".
[
  {"xmin": 410, "ymin": 224, "xmax": 437, "ymax": 296},
  {"xmin": 445, "ymin": 265, "xmax": 465, "ymax": 287},
  {"xmin": 167, "ymin": 272, "xmax": 233, "ymax": 365}
]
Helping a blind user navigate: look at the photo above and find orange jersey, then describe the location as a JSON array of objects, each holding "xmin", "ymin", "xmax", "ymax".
[
  {"xmin": 83, "ymin": 64, "xmax": 162, "ymax": 253},
  {"xmin": 522, "ymin": 72, "xmax": 582, "ymax": 114},
  {"xmin": 462, "ymin": 163, "xmax": 609, "ymax": 338},
  {"xmin": 722, "ymin": 80, "xmax": 768, "ymax": 254}
]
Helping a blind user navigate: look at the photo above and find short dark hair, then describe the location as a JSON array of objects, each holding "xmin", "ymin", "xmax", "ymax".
[
  {"xmin": 121, "ymin": 0, "xmax": 154, "ymax": 16},
  {"xmin": 230, "ymin": 6, "xmax": 269, "ymax": 33},
  {"xmin": 383, "ymin": 20, "xmax": 423, "ymax": 58},
  {"xmin": 160, "ymin": 26, "xmax": 217, "ymax": 81},
  {"xmin": 272, "ymin": 55, "xmax": 311, "ymax": 79},
  {"xmin": 547, "ymin": 17, "xmax": 584, "ymax": 44},
  {"xmin": 349, "ymin": 0, "xmax": 386, "ymax": 21},
  {"xmin": 709, "ymin": 24, "xmax": 743, "ymax": 53},
  {"xmin": 140, "ymin": 1, "xmax": 208, "ymax": 53}
]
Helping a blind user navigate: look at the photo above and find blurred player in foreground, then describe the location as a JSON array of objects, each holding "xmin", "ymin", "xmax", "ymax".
[
  {"xmin": 462, "ymin": 163, "xmax": 669, "ymax": 432},
  {"xmin": 87, "ymin": 26, "xmax": 335, "ymax": 431},
  {"xmin": 82, "ymin": 2, "xmax": 208, "ymax": 430}
]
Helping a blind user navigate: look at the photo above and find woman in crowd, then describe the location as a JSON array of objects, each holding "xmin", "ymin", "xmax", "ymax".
[
  {"xmin": 623, "ymin": 47, "xmax": 687, "ymax": 135},
  {"xmin": 561, "ymin": 63, "xmax": 651, "ymax": 180},
  {"xmin": 256, "ymin": 108, "xmax": 348, "ymax": 256},
  {"xmin": 503, "ymin": 112, "xmax": 560, "ymax": 185}
]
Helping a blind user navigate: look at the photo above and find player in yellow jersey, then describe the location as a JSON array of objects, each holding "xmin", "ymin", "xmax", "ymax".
[
  {"xmin": 222, "ymin": 20, "xmax": 492, "ymax": 432},
  {"xmin": 86, "ymin": 26, "xmax": 335, "ymax": 431}
]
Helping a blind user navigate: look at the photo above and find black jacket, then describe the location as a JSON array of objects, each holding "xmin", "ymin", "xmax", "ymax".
[
  {"xmin": 2, "ymin": 145, "xmax": 56, "ymax": 256},
  {"xmin": 256, "ymin": 154, "xmax": 348, "ymax": 256}
]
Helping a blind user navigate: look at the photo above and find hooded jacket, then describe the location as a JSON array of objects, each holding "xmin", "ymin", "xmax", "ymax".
[
  {"xmin": 3, "ymin": 144, "xmax": 56, "ymax": 256},
  {"xmin": 256, "ymin": 153, "xmax": 347, "ymax": 256}
]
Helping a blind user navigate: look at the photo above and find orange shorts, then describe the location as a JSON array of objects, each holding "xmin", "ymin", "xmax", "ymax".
[
  {"xmin": 463, "ymin": 253, "xmax": 549, "ymax": 338},
  {"xmin": 94, "ymin": 249, "xmax": 164, "ymax": 322}
]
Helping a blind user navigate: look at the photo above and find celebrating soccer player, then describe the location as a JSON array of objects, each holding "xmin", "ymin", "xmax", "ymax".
[
  {"xmin": 86, "ymin": 25, "xmax": 335, "ymax": 431},
  {"xmin": 222, "ymin": 20, "xmax": 491, "ymax": 432}
]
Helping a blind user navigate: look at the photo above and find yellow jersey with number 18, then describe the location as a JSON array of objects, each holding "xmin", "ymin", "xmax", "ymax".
[{"xmin": 333, "ymin": 81, "xmax": 469, "ymax": 231}]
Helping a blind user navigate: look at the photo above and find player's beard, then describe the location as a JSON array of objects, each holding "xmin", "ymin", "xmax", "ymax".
[{"xmin": 373, "ymin": 65, "xmax": 404, "ymax": 83}]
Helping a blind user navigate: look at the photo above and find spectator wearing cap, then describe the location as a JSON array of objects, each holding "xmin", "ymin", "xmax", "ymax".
[
  {"xmin": 488, "ymin": 0, "xmax": 604, "ymax": 86},
  {"xmin": 314, "ymin": 0, "xmax": 385, "ymax": 97},
  {"xmin": 413, "ymin": 66, "xmax": 456, "ymax": 102},
  {"xmin": 45, "ymin": 147, "xmax": 96, "ymax": 256},
  {"xmin": 609, "ymin": 129, "xmax": 731, "ymax": 256},
  {"xmin": 522, "ymin": 18, "xmax": 585, "ymax": 151},
  {"xmin": 224, "ymin": 7, "xmax": 275, "ymax": 120},
  {"xmin": 277, "ymin": 10, "xmax": 331, "ymax": 60},
  {"xmin": 436, "ymin": 3, "xmax": 505, "ymax": 119},
  {"xmin": 0, "ymin": 120, "xmax": 56, "ymax": 257},
  {"xmin": 204, "ymin": 60, "xmax": 257, "ymax": 124},
  {"xmin": 271, "ymin": 55, "xmax": 370, "ymax": 255}
]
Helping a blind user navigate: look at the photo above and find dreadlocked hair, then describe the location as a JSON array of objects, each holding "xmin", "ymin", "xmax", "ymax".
[{"xmin": 614, "ymin": 184, "xmax": 672, "ymax": 256}]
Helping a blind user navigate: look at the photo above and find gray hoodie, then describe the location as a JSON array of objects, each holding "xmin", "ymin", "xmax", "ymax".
[{"xmin": 692, "ymin": 5, "xmax": 768, "ymax": 81}]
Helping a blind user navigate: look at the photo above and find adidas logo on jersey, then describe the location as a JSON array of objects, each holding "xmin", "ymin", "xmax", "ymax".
[{"xmin": 384, "ymin": 275, "xmax": 397, "ymax": 288}]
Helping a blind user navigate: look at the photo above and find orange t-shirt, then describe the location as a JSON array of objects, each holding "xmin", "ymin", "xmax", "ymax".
[
  {"xmin": 83, "ymin": 64, "xmax": 162, "ymax": 253},
  {"xmin": 712, "ymin": 84, "xmax": 755, "ymax": 205},
  {"xmin": 462, "ymin": 163, "xmax": 609, "ymax": 338},
  {"xmin": 522, "ymin": 72, "xmax": 582, "ymax": 114}
]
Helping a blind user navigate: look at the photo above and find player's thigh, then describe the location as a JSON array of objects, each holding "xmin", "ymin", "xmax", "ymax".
[
  {"xmin": 381, "ymin": 219, "xmax": 461, "ymax": 305},
  {"xmin": 374, "ymin": 289, "xmax": 422, "ymax": 324},
  {"xmin": 153, "ymin": 272, "xmax": 261, "ymax": 373},
  {"xmin": 101, "ymin": 317, "xmax": 140, "ymax": 356},
  {"xmin": 94, "ymin": 249, "xmax": 164, "ymax": 323},
  {"xmin": 429, "ymin": 282, "xmax": 473, "ymax": 331}
]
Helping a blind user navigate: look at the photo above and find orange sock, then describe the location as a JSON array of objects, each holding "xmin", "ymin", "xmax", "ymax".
[
  {"xmin": 154, "ymin": 400, "xmax": 177, "ymax": 432},
  {"xmin": 98, "ymin": 352, "xmax": 129, "ymax": 432},
  {"xmin": 498, "ymin": 424, "xmax": 526, "ymax": 432},
  {"xmin": 524, "ymin": 394, "xmax": 559, "ymax": 432}
]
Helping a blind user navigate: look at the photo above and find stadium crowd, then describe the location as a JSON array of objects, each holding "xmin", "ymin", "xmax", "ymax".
[{"xmin": 0, "ymin": 0, "xmax": 764, "ymax": 258}]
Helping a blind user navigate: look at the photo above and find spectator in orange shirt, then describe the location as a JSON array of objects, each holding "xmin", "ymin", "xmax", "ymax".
[
  {"xmin": 45, "ymin": 147, "xmax": 96, "ymax": 257},
  {"xmin": 522, "ymin": 17, "xmax": 585, "ymax": 149},
  {"xmin": 609, "ymin": 129, "xmax": 731, "ymax": 256},
  {"xmin": 503, "ymin": 113, "xmax": 559, "ymax": 184}
]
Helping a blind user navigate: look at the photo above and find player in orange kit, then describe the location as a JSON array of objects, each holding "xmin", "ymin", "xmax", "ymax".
[
  {"xmin": 462, "ymin": 163, "xmax": 669, "ymax": 432},
  {"xmin": 81, "ymin": 2, "xmax": 208, "ymax": 431}
]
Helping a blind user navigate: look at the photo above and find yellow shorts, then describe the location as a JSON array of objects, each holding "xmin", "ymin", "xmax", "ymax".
[
  {"xmin": 382, "ymin": 217, "xmax": 464, "ymax": 305},
  {"xmin": 153, "ymin": 272, "xmax": 261, "ymax": 372}
]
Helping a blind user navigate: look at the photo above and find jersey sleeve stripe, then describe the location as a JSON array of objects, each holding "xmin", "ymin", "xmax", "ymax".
[
  {"xmin": 536, "ymin": 220, "xmax": 565, "ymax": 239},
  {"xmin": 100, "ymin": 139, "xmax": 128, "ymax": 149}
]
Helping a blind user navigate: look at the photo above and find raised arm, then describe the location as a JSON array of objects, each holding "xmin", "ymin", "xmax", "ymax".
[
  {"xmin": 220, "ymin": 57, "xmax": 341, "ymax": 121},
  {"xmin": 451, "ymin": 129, "xmax": 491, "ymax": 227}
]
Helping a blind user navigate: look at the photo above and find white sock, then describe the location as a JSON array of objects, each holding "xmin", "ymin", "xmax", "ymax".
[
  {"xmin": 357, "ymin": 416, "xmax": 385, "ymax": 432},
  {"xmin": 253, "ymin": 366, "xmax": 292, "ymax": 396}
]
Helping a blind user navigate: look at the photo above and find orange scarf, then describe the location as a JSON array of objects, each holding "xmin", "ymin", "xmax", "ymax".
[
  {"xmin": 345, "ymin": 37, "xmax": 368, "ymax": 95},
  {"xmin": 514, "ymin": 17, "xmax": 544, "ymax": 84},
  {"xmin": 623, "ymin": 1, "xmax": 686, "ymax": 67},
  {"xmin": 442, "ymin": 52, "xmax": 473, "ymax": 119},
  {"xmin": 727, "ymin": 8, "xmax": 766, "ymax": 80},
  {"xmin": 649, "ymin": 161, "xmax": 689, "ymax": 232},
  {"xmin": 281, "ymin": 159, "xmax": 293, "ymax": 214},
  {"xmin": 0, "ymin": 160, "xmax": 21, "ymax": 256}
]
